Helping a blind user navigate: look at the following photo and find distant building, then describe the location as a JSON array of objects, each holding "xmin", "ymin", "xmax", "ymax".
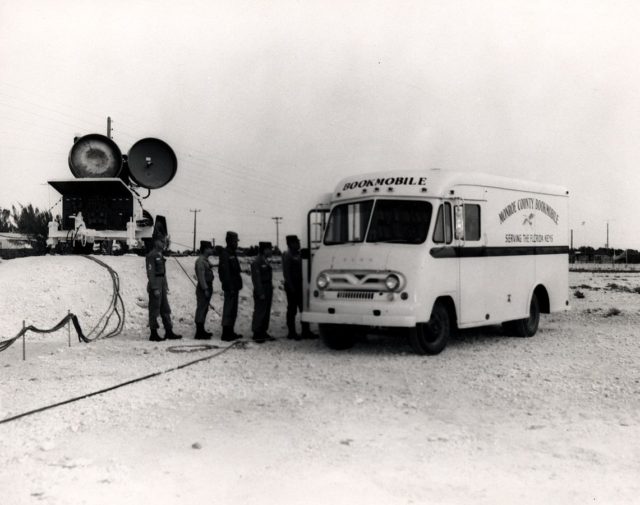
[{"xmin": 0, "ymin": 232, "xmax": 31, "ymax": 250}]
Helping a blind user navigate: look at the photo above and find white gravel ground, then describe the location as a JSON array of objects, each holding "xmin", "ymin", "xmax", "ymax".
[{"xmin": 1, "ymin": 255, "xmax": 639, "ymax": 505}]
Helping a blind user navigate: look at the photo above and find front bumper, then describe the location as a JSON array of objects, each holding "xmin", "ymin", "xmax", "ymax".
[{"xmin": 301, "ymin": 311, "xmax": 416, "ymax": 327}]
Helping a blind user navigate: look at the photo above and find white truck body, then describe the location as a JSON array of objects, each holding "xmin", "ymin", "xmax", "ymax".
[{"xmin": 302, "ymin": 169, "xmax": 569, "ymax": 353}]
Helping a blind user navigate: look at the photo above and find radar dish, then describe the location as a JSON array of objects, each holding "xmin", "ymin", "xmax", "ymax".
[
  {"xmin": 68, "ymin": 134, "xmax": 123, "ymax": 178},
  {"xmin": 127, "ymin": 138, "xmax": 177, "ymax": 189}
]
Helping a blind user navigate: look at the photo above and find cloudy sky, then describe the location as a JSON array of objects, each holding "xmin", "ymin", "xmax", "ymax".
[{"xmin": 1, "ymin": 0, "xmax": 638, "ymax": 249}]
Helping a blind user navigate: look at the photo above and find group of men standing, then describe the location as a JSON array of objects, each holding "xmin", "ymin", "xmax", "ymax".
[{"xmin": 145, "ymin": 231, "xmax": 316, "ymax": 344}]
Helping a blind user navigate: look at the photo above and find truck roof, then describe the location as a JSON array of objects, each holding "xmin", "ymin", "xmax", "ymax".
[{"xmin": 333, "ymin": 169, "xmax": 568, "ymax": 201}]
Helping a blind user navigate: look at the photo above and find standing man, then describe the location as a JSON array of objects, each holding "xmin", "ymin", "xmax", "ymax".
[
  {"xmin": 251, "ymin": 242, "xmax": 275, "ymax": 343},
  {"xmin": 218, "ymin": 231, "xmax": 243, "ymax": 341},
  {"xmin": 146, "ymin": 238, "xmax": 182, "ymax": 341},
  {"xmin": 282, "ymin": 234, "xmax": 317, "ymax": 340},
  {"xmin": 194, "ymin": 240, "xmax": 215, "ymax": 340}
]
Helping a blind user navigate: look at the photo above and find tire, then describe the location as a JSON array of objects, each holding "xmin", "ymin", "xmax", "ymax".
[
  {"xmin": 408, "ymin": 301, "xmax": 450, "ymax": 355},
  {"xmin": 319, "ymin": 324, "xmax": 357, "ymax": 350},
  {"xmin": 503, "ymin": 293, "xmax": 540, "ymax": 337}
]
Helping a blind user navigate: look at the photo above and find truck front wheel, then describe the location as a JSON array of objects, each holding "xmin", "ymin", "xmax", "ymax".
[
  {"xmin": 319, "ymin": 324, "xmax": 357, "ymax": 350},
  {"xmin": 408, "ymin": 301, "xmax": 450, "ymax": 355}
]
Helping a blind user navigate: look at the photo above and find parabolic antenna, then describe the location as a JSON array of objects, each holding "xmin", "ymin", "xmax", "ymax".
[
  {"xmin": 68, "ymin": 134, "xmax": 123, "ymax": 178},
  {"xmin": 127, "ymin": 138, "xmax": 177, "ymax": 189}
]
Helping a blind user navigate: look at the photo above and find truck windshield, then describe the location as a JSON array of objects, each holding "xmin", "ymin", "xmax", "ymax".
[
  {"xmin": 324, "ymin": 200, "xmax": 373, "ymax": 245},
  {"xmin": 323, "ymin": 199, "xmax": 432, "ymax": 245}
]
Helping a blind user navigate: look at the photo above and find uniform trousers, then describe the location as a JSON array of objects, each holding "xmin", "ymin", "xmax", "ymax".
[
  {"xmin": 148, "ymin": 284, "xmax": 172, "ymax": 330},
  {"xmin": 252, "ymin": 290, "xmax": 273, "ymax": 335},
  {"xmin": 285, "ymin": 286, "xmax": 310, "ymax": 334},
  {"xmin": 195, "ymin": 286, "xmax": 212, "ymax": 324},
  {"xmin": 222, "ymin": 290, "xmax": 239, "ymax": 327}
]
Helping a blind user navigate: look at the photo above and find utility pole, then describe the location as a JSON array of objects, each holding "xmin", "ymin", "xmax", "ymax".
[
  {"xmin": 107, "ymin": 116, "xmax": 112, "ymax": 139},
  {"xmin": 271, "ymin": 216, "xmax": 283, "ymax": 251},
  {"xmin": 190, "ymin": 209, "xmax": 201, "ymax": 253}
]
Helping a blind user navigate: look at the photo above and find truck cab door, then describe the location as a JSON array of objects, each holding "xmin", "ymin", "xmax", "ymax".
[
  {"xmin": 455, "ymin": 200, "xmax": 488, "ymax": 325},
  {"xmin": 302, "ymin": 202, "xmax": 330, "ymax": 311}
]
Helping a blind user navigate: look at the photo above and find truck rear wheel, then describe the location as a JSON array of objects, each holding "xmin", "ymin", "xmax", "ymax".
[
  {"xmin": 503, "ymin": 293, "xmax": 540, "ymax": 337},
  {"xmin": 408, "ymin": 301, "xmax": 450, "ymax": 355},
  {"xmin": 319, "ymin": 324, "xmax": 357, "ymax": 350}
]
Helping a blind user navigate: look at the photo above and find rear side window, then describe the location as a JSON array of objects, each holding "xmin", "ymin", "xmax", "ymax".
[
  {"xmin": 433, "ymin": 203, "xmax": 452, "ymax": 244},
  {"xmin": 464, "ymin": 204, "xmax": 481, "ymax": 241}
]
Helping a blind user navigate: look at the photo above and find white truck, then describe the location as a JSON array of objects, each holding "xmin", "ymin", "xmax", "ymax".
[{"xmin": 302, "ymin": 169, "xmax": 569, "ymax": 355}]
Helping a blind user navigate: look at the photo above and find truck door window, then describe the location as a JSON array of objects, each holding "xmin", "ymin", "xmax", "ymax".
[
  {"xmin": 433, "ymin": 202, "xmax": 452, "ymax": 244},
  {"xmin": 323, "ymin": 200, "xmax": 373, "ymax": 245},
  {"xmin": 464, "ymin": 204, "xmax": 481, "ymax": 241},
  {"xmin": 366, "ymin": 200, "xmax": 432, "ymax": 244}
]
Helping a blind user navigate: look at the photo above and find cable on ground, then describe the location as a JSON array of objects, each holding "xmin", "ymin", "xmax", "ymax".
[
  {"xmin": 0, "ymin": 255, "xmax": 125, "ymax": 352},
  {"xmin": 0, "ymin": 340, "xmax": 241, "ymax": 425}
]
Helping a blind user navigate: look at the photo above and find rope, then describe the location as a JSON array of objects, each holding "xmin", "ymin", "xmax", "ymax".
[
  {"xmin": 0, "ymin": 313, "xmax": 85, "ymax": 352},
  {"xmin": 0, "ymin": 341, "xmax": 241, "ymax": 425}
]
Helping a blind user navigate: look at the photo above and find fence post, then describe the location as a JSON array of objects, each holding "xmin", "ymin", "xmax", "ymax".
[{"xmin": 22, "ymin": 320, "xmax": 26, "ymax": 361}]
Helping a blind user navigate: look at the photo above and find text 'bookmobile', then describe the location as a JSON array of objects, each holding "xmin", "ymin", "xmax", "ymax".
[{"xmin": 302, "ymin": 169, "xmax": 569, "ymax": 355}]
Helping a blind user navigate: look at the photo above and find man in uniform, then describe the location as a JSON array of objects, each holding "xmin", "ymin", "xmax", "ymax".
[
  {"xmin": 146, "ymin": 238, "xmax": 182, "ymax": 341},
  {"xmin": 218, "ymin": 231, "xmax": 243, "ymax": 341},
  {"xmin": 250, "ymin": 241, "xmax": 275, "ymax": 344},
  {"xmin": 194, "ymin": 240, "xmax": 215, "ymax": 340},
  {"xmin": 282, "ymin": 234, "xmax": 317, "ymax": 340}
]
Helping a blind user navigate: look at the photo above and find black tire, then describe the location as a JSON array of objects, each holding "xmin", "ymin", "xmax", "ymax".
[
  {"xmin": 408, "ymin": 301, "xmax": 450, "ymax": 355},
  {"xmin": 503, "ymin": 293, "xmax": 540, "ymax": 337},
  {"xmin": 319, "ymin": 324, "xmax": 357, "ymax": 350}
]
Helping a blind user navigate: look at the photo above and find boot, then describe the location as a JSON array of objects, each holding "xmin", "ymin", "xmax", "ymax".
[
  {"xmin": 194, "ymin": 323, "xmax": 211, "ymax": 340},
  {"xmin": 221, "ymin": 326, "xmax": 241, "ymax": 342},
  {"xmin": 149, "ymin": 328, "xmax": 164, "ymax": 342},
  {"xmin": 165, "ymin": 327, "xmax": 182, "ymax": 340},
  {"xmin": 252, "ymin": 332, "xmax": 266, "ymax": 344},
  {"xmin": 286, "ymin": 317, "xmax": 298, "ymax": 339},
  {"xmin": 301, "ymin": 323, "xmax": 318, "ymax": 340}
]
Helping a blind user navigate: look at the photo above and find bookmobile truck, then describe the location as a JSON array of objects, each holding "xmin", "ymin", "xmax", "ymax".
[{"xmin": 301, "ymin": 169, "xmax": 570, "ymax": 355}]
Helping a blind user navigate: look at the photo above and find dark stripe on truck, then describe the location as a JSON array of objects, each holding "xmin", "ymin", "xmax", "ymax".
[{"xmin": 430, "ymin": 246, "xmax": 569, "ymax": 258}]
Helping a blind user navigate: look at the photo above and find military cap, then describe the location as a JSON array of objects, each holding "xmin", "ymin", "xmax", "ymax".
[
  {"xmin": 200, "ymin": 240, "xmax": 213, "ymax": 253},
  {"xmin": 285, "ymin": 234, "xmax": 299, "ymax": 245},
  {"xmin": 258, "ymin": 241, "xmax": 273, "ymax": 253},
  {"xmin": 226, "ymin": 231, "xmax": 239, "ymax": 241}
]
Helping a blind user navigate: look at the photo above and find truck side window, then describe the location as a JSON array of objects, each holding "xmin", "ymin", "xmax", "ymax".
[
  {"xmin": 464, "ymin": 204, "xmax": 481, "ymax": 241},
  {"xmin": 433, "ymin": 203, "xmax": 452, "ymax": 244}
]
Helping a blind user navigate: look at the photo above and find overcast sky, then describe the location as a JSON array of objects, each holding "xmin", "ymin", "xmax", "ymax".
[{"xmin": 1, "ymin": 0, "xmax": 639, "ymax": 250}]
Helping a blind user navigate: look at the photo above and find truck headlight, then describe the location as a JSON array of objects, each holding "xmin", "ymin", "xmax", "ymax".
[
  {"xmin": 317, "ymin": 273, "xmax": 330, "ymax": 290},
  {"xmin": 385, "ymin": 274, "xmax": 401, "ymax": 291}
]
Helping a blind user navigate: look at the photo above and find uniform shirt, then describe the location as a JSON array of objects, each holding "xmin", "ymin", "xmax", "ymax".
[
  {"xmin": 146, "ymin": 249, "xmax": 167, "ymax": 291},
  {"xmin": 218, "ymin": 247, "xmax": 243, "ymax": 292},
  {"xmin": 195, "ymin": 254, "xmax": 214, "ymax": 290},
  {"xmin": 282, "ymin": 249, "xmax": 303, "ymax": 294},
  {"xmin": 251, "ymin": 255, "xmax": 273, "ymax": 298}
]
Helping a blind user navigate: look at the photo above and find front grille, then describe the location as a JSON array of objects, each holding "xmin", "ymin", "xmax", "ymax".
[{"xmin": 337, "ymin": 291, "xmax": 375, "ymax": 300}]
